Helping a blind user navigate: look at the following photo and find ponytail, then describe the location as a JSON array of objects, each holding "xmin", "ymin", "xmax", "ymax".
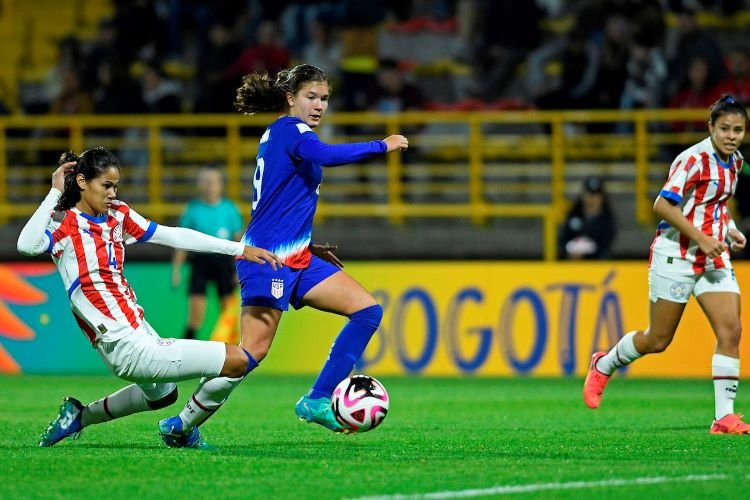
[
  {"xmin": 234, "ymin": 64, "xmax": 329, "ymax": 115},
  {"xmin": 709, "ymin": 94, "xmax": 748, "ymax": 124},
  {"xmin": 54, "ymin": 147, "xmax": 121, "ymax": 211}
]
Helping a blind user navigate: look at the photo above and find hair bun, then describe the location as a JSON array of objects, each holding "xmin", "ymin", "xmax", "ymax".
[{"xmin": 58, "ymin": 150, "xmax": 79, "ymax": 166}]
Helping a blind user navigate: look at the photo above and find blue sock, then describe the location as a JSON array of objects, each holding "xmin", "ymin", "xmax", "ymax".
[
  {"xmin": 243, "ymin": 348, "xmax": 259, "ymax": 375},
  {"xmin": 308, "ymin": 304, "xmax": 382, "ymax": 399}
]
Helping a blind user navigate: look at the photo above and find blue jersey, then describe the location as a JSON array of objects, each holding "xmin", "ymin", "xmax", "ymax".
[{"xmin": 242, "ymin": 116, "xmax": 386, "ymax": 268}]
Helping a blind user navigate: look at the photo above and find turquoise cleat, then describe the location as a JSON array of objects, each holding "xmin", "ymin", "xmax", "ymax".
[
  {"xmin": 295, "ymin": 395, "xmax": 347, "ymax": 433},
  {"xmin": 39, "ymin": 397, "xmax": 84, "ymax": 447},
  {"xmin": 158, "ymin": 416, "xmax": 210, "ymax": 449}
]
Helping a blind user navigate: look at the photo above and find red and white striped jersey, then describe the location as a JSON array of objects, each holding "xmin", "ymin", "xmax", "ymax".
[
  {"xmin": 650, "ymin": 137, "xmax": 743, "ymax": 273},
  {"xmin": 46, "ymin": 200, "xmax": 157, "ymax": 343}
]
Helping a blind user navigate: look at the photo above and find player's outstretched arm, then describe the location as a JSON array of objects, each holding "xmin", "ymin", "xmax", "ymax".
[
  {"xmin": 147, "ymin": 225, "xmax": 278, "ymax": 265},
  {"xmin": 295, "ymin": 134, "xmax": 407, "ymax": 167},
  {"xmin": 17, "ymin": 162, "xmax": 75, "ymax": 256}
]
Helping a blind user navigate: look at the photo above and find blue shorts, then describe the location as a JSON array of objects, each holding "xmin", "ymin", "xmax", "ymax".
[{"xmin": 236, "ymin": 255, "xmax": 340, "ymax": 311}]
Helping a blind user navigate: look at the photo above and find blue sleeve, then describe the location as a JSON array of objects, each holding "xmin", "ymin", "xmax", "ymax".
[
  {"xmin": 659, "ymin": 189, "xmax": 682, "ymax": 204},
  {"xmin": 295, "ymin": 136, "xmax": 388, "ymax": 167}
]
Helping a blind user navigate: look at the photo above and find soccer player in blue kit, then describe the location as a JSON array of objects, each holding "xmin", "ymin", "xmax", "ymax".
[{"xmin": 159, "ymin": 64, "xmax": 408, "ymax": 439}]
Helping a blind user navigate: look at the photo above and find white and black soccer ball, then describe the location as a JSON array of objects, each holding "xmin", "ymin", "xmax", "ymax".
[{"xmin": 331, "ymin": 375, "xmax": 389, "ymax": 433}]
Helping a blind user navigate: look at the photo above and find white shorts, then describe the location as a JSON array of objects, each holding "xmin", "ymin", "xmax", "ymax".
[
  {"xmin": 94, "ymin": 320, "xmax": 226, "ymax": 383},
  {"xmin": 649, "ymin": 253, "xmax": 740, "ymax": 303}
]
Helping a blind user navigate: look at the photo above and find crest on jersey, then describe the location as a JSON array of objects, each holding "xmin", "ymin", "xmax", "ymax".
[
  {"xmin": 112, "ymin": 224, "xmax": 123, "ymax": 242},
  {"xmin": 271, "ymin": 278, "xmax": 284, "ymax": 299}
]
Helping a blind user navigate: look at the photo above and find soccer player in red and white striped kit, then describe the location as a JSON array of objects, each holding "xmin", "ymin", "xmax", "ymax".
[
  {"xmin": 584, "ymin": 95, "xmax": 750, "ymax": 434},
  {"xmin": 18, "ymin": 147, "xmax": 282, "ymax": 447}
]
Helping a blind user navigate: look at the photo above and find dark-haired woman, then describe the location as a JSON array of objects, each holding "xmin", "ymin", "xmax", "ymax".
[
  {"xmin": 17, "ymin": 147, "xmax": 282, "ymax": 448},
  {"xmin": 584, "ymin": 96, "xmax": 749, "ymax": 434},
  {"xmin": 163, "ymin": 64, "xmax": 408, "ymax": 434}
]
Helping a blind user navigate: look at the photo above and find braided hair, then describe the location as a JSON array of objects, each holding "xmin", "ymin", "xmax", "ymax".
[
  {"xmin": 234, "ymin": 64, "xmax": 329, "ymax": 115},
  {"xmin": 55, "ymin": 147, "xmax": 121, "ymax": 211}
]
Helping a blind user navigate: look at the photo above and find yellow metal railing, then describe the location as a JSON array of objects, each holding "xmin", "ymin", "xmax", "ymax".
[{"xmin": 0, "ymin": 109, "xmax": 715, "ymax": 260}]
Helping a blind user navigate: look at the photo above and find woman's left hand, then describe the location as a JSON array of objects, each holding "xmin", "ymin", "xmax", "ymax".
[
  {"xmin": 728, "ymin": 228, "xmax": 747, "ymax": 252},
  {"xmin": 311, "ymin": 243, "xmax": 344, "ymax": 269},
  {"xmin": 52, "ymin": 161, "xmax": 76, "ymax": 192}
]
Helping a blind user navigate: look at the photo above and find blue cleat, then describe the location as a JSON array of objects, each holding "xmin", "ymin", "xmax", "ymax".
[
  {"xmin": 39, "ymin": 397, "xmax": 84, "ymax": 447},
  {"xmin": 295, "ymin": 395, "xmax": 347, "ymax": 433},
  {"xmin": 158, "ymin": 416, "xmax": 209, "ymax": 449}
]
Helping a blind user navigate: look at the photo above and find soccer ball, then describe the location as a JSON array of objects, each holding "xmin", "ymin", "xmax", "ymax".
[{"xmin": 331, "ymin": 375, "xmax": 389, "ymax": 433}]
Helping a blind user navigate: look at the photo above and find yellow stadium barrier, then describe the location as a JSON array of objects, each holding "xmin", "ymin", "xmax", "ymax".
[{"xmin": 0, "ymin": 108, "xmax": 714, "ymax": 260}]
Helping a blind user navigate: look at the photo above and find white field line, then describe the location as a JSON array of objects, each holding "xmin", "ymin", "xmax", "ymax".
[{"xmin": 351, "ymin": 473, "xmax": 734, "ymax": 499}]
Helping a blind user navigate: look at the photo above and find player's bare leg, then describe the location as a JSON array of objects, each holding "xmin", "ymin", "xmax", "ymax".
[
  {"xmin": 698, "ymin": 292, "xmax": 750, "ymax": 434},
  {"xmin": 584, "ymin": 299, "xmax": 685, "ymax": 408}
]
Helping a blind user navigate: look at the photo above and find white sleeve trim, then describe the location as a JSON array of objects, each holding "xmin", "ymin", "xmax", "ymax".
[
  {"xmin": 17, "ymin": 188, "xmax": 61, "ymax": 256},
  {"xmin": 147, "ymin": 225, "xmax": 244, "ymax": 256}
]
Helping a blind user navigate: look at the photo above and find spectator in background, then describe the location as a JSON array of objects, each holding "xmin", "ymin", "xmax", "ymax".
[
  {"xmin": 91, "ymin": 59, "xmax": 144, "ymax": 114},
  {"xmin": 172, "ymin": 166, "xmax": 244, "ymax": 340},
  {"xmin": 712, "ymin": 46, "xmax": 750, "ymax": 105},
  {"xmin": 665, "ymin": 6, "xmax": 725, "ymax": 99},
  {"xmin": 588, "ymin": 13, "xmax": 630, "ymax": 111},
  {"xmin": 473, "ymin": 0, "xmax": 545, "ymax": 100},
  {"xmin": 333, "ymin": 0, "xmax": 386, "ymax": 110},
  {"xmin": 50, "ymin": 67, "xmax": 93, "ymax": 115},
  {"xmin": 194, "ymin": 23, "xmax": 241, "ymax": 113},
  {"xmin": 44, "ymin": 36, "xmax": 84, "ymax": 113},
  {"xmin": 301, "ymin": 17, "xmax": 341, "ymax": 84},
  {"xmin": 558, "ymin": 176, "xmax": 616, "ymax": 260},
  {"xmin": 141, "ymin": 64, "xmax": 182, "ymax": 113},
  {"xmin": 368, "ymin": 59, "xmax": 425, "ymax": 113},
  {"xmin": 110, "ymin": 0, "xmax": 166, "ymax": 66},
  {"xmin": 668, "ymin": 56, "xmax": 718, "ymax": 131},
  {"xmin": 619, "ymin": 29, "xmax": 668, "ymax": 118},
  {"xmin": 82, "ymin": 19, "xmax": 119, "ymax": 88},
  {"xmin": 529, "ymin": 24, "xmax": 599, "ymax": 110},
  {"xmin": 224, "ymin": 21, "xmax": 291, "ymax": 82}
]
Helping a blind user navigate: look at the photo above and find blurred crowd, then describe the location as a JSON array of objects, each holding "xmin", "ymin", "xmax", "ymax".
[{"xmin": 9, "ymin": 0, "xmax": 750, "ymax": 119}]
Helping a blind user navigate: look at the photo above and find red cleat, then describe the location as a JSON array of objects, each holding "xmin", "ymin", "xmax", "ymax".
[
  {"xmin": 583, "ymin": 351, "xmax": 610, "ymax": 409},
  {"xmin": 710, "ymin": 413, "xmax": 750, "ymax": 434}
]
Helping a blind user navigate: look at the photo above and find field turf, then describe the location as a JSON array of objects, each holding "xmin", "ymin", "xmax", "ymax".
[{"xmin": 0, "ymin": 375, "xmax": 747, "ymax": 499}]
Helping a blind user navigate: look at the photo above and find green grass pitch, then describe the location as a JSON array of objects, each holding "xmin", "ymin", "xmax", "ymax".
[{"xmin": 1, "ymin": 375, "xmax": 748, "ymax": 498}]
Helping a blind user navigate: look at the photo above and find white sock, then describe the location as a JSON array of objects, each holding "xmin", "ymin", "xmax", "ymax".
[
  {"xmin": 595, "ymin": 332, "xmax": 642, "ymax": 375},
  {"xmin": 712, "ymin": 354, "xmax": 739, "ymax": 420},
  {"xmin": 82, "ymin": 384, "xmax": 151, "ymax": 427},
  {"xmin": 178, "ymin": 376, "xmax": 244, "ymax": 429}
]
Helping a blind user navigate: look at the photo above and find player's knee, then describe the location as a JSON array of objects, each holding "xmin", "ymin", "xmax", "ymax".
[
  {"xmin": 222, "ymin": 345, "xmax": 253, "ymax": 378},
  {"xmin": 716, "ymin": 323, "xmax": 742, "ymax": 350},
  {"xmin": 351, "ymin": 303, "xmax": 383, "ymax": 331},
  {"xmin": 646, "ymin": 337, "xmax": 671, "ymax": 353},
  {"xmin": 146, "ymin": 387, "xmax": 178, "ymax": 410},
  {"xmin": 240, "ymin": 340, "xmax": 270, "ymax": 363}
]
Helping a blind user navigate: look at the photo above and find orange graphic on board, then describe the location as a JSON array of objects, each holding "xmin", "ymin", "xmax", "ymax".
[{"xmin": 0, "ymin": 263, "xmax": 53, "ymax": 373}]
